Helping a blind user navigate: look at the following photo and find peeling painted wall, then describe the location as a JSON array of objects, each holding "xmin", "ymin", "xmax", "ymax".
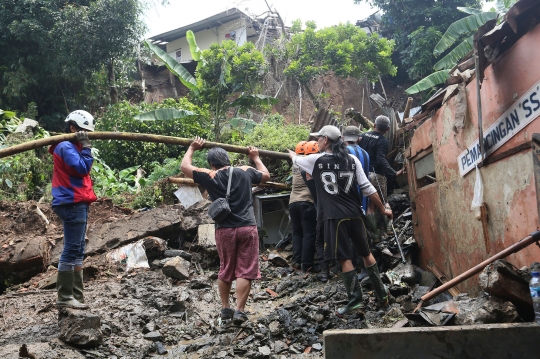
[{"xmin": 407, "ymin": 24, "xmax": 540, "ymax": 294}]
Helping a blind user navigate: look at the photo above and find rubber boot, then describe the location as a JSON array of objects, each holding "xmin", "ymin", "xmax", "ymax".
[
  {"xmin": 337, "ymin": 270, "xmax": 364, "ymax": 316},
  {"xmin": 73, "ymin": 270, "xmax": 85, "ymax": 303},
  {"xmin": 56, "ymin": 270, "xmax": 89, "ymax": 309},
  {"xmin": 365, "ymin": 214, "xmax": 381, "ymax": 243},
  {"xmin": 317, "ymin": 261, "xmax": 329, "ymax": 282},
  {"xmin": 366, "ymin": 263, "xmax": 389, "ymax": 307}
]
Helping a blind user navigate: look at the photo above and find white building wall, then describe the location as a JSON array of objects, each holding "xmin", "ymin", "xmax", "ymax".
[{"xmin": 164, "ymin": 18, "xmax": 257, "ymax": 62}]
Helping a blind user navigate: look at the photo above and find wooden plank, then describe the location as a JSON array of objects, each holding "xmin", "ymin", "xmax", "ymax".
[{"xmin": 427, "ymin": 263, "xmax": 461, "ymax": 297}]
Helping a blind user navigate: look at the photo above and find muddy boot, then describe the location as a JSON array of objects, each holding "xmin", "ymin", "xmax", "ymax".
[
  {"xmin": 73, "ymin": 270, "xmax": 85, "ymax": 303},
  {"xmin": 337, "ymin": 270, "xmax": 364, "ymax": 316},
  {"xmin": 56, "ymin": 270, "xmax": 89, "ymax": 309},
  {"xmin": 366, "ymin": 263, "xmax": 389, "ymax": 307},
  {"xmin": 365, "ymin": 214, "xmax": 381, "ymax": 243},
  {"xmin": 317, "ymin": 261, "xmax": 329, "ymax": 282}
]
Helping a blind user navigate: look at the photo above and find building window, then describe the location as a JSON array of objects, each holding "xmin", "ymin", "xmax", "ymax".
[
  {"xmin": 175, "ymin": 49, "xmax": 182, "ymax": 62},
  {"xmin": 414, "ymin": 151, "xmax": 436, "ymax": 189}
]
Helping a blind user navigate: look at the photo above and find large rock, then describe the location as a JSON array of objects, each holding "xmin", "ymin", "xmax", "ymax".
[
  {"xmin": 58, "ymin": 308, "xmax": 102, "ymax": 348},
  {"xmin": 454, "ymin": 295, "xmax": 519, "ymax": 325},
  {"xmin": 52, "ymin": 203, "xmax": 213, "ymax": 261},
  {"xmin": 479, "ymin": 260, "xmax": 534, "ymax": 321},
  {"xmin": 162, "ymin": 256, "xmax": 190, "ymax": 280}
]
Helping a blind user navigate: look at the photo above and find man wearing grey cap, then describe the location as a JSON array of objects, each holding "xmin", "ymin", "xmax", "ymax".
[
  {"xmin": 359, "ymin": 116, "xmax": 404, "ymax": 241},
  {"xmin": 289, "ymin": 125, "xmax": 392, "ymax": 315}
]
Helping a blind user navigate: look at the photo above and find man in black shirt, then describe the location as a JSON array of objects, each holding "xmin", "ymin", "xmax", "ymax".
[
  {"xmin": 181, "ymin": 137, "xmax": 270, "ymax": 324},
  {"xmin": 290, "ymin": 125, "xmax": 393, "ymax": 315},
  {"xmin": 359, "ymin": 116, "xmax": 403, "ymax": 241}
]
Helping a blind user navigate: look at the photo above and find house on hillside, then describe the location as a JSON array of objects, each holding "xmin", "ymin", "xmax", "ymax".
[{"xmin": 143, "ymin": 8, "xmax": 285, "ymax": 102}]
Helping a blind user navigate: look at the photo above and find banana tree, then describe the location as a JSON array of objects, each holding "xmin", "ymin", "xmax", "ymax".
[
  {"xmin": 144, "ymin": 31, "xmax": 270, "ymax": 141},
  {"xmin": 406, "ymin": 1, "xmax": 516, "ymax": 95}
]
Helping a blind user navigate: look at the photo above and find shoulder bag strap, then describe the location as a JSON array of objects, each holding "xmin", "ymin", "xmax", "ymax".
[{"xmin": 225, "ymin": 166, "xmax": 233, "ymax": 199}]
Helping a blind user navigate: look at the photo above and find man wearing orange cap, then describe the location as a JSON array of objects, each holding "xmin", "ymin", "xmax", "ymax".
[{"xmin": 288, "ymin": 141, "xmax": 318, "ymax": 272}]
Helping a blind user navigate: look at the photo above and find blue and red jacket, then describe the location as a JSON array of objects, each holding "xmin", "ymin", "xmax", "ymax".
[{"xmin": 49, "ymin": 141, "xmax": 97, "ymax": 207}]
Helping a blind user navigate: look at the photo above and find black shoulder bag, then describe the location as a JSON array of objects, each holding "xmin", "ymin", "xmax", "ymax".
[{"xmin": 207, "ymin": 166, "xmax": 234, "ymax": 223}]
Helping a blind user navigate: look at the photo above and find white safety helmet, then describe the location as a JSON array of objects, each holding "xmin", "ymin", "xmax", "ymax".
[{"xmin": 65, "ymin": 110, "xmax": 95, "ymax": 132}]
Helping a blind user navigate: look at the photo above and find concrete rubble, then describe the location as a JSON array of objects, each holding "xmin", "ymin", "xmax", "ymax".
[{"xmin": 0, "ymin": 197, "xmax": 537, "ymax": 358}]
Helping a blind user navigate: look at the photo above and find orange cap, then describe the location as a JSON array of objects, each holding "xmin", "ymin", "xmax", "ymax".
[
  {"xmin": 295, "ymin": 141, "xmax": 307, "ymax": 155},
  {"xmin": 304, "ymin": 140, "xmax": 319, "ymax": 154}
]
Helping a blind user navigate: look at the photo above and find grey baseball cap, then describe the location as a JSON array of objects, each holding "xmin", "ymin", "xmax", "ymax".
[
  {"xmin": 310, "ymin": 125, "xmax": 341, "ymax": 141},
  {"xmin": 343, "ymin": 126, "xmax": 361, "ymax": 142}
]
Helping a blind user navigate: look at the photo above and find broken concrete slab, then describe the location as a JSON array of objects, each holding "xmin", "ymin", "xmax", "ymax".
[
  {"xmin": 324, "ymin": 323, "xmax": 540, "ymax": 359},
  {"xmin": 58, "ymin": 308, "xmax": 102, "ymax": 348},
  {"xmin": 162, "ymin": 256, "xmax": 190, "ymax": 280},
  {"xmin": 197, "ymin": 224, "xmax": 216, "ymax": 247},
  {"xmin": 479, "ymin": 259, "xmax": 534, "ymax": 321}
]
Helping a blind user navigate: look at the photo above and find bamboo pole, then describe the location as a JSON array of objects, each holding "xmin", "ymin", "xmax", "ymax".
[
  {"xmin": 403, "ymin": 97, "xmax": 413, "ymax": 119},
  {"xmin": 0, "ymin": 132, "xmax": 291, "ymax": 161},
  {"xmin": 414, "ymin": 230, "xmax": 540, "ymax": 312},
  {"xmin": 168, "ymin": 177, "xmax": 290, "ymax": 190}
]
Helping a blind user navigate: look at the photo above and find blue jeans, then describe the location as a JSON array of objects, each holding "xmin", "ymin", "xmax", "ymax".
[{"xmin": 53, "ymin": 203, "xmax": 89, "ymax": 270}]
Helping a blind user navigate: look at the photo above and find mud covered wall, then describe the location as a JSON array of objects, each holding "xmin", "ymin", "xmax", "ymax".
[{"xmin": 407, "ymin": 24, "xmax": 540, "ymax": 295}]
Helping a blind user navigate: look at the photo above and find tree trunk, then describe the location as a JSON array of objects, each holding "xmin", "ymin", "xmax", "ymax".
[
  {"xmin": 0, "ymin": 132, "xmax": 291, "ymax": 161},
  {"xmin": 108, "ymin": 59, "xmax": 118, "ymax": 104},
  {"xmin": 302, "ymin": 82, "xmax": 320, "ymax": 110}
]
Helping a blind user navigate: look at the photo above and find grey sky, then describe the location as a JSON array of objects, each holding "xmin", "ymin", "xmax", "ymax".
[
  {"xmin": 145, "ymin": 0, "xmax": 375, "ymax": 37},
  {"xmin": 145, "ymin": 0, "xmax": 494, "ymax": 38}
]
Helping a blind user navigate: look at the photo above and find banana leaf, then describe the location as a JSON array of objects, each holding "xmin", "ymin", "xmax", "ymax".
[
  {"xmin": 229, "ymin": 117, "xmax": 257, "ymax": 134},
  {"xmin": 0, "ymin": 109, "xmax": 16, "ymax": 119},
  {"xmin": 143, "ymin": 40, "xmax": 199, "ymax": 94},
  {"xmin": 133, "ymin": 108, "xmax": 197, "ymax": 121},
  {"xmin": 405, "ymin": 70, "xmax": 450, "ymax": 95},
  {"xmin": 433, "ymin": 12, "xmax": 498, "ymax": 57},
  {"xmin": 434, "ymin": 35, "xmax": 474, "ymax": 70},
  {"xmin": 186, "ymin": 30, "xmax": 202, "ymax": 62}
]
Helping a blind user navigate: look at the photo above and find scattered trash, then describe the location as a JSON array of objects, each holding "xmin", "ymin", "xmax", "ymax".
[{"xmin": 106, "ymin": 239, "xmax": 150, "ymax": 271}]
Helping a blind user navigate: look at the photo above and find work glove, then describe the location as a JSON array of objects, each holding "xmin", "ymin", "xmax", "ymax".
[{"xmin": 75, "ymin": 131, "xmax": 91, "ymax": 148}]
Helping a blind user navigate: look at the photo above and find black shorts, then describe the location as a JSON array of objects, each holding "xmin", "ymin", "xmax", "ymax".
[{"xmin": 323, "ymin": 217, "xmax": 370, "ymax": 261}]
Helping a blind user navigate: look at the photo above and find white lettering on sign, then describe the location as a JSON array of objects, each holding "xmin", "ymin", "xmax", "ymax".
[{"xmin": 458, "ymin": 79, "xmax": 540, "ymax": 176}]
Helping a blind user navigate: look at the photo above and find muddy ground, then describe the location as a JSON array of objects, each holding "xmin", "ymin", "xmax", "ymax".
[
  {"xmin": 0, "ymin": 198, "xmax": 530, "ymax": 359},
  {"xmin": 0, "ymin": 249, "xmax": 397, "ymax": 359}
]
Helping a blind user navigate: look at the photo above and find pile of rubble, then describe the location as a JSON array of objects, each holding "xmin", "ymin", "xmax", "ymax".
[{"xmin": 0, "ymin": 198, "xmax": 536, "ymax": 358}]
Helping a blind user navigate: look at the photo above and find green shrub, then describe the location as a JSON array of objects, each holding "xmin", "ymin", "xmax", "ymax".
[
  {"xmin": 0, "ymin": 134, "xmax": 53, "ymax": 201},
  {"xmin": 230, "ymin": 114, "xmax": 309, "ymax": 181},
  {"xmin": 130, "ymin": 180, "xmax": 177, "ymax": 210},
  {"xmin": 94, "ymin": 98, "xmax": 211, "ymax": 170}
]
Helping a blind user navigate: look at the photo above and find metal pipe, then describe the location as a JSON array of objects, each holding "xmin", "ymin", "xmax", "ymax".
[
  {"xmin": 0, "ymin": 132, "xmax": 291, "ymax": 161},
  {"xmin": 416, "ymin": 230, "xmax": 540, "ymax": 311}
]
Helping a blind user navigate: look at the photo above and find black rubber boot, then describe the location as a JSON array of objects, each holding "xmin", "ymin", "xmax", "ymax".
[
  {"xmin": 317, "ymin": 261, "xmax": 329, "ymax": 282},
  {"xmin": 365, "ymin": 214, "xmax": 381, "ymax": 243},
  {"xmin": 73, "ymin": 270, "xmax": 85, "ymax": 303},
  {"xmin": 56, "ymin": 270, "xmax": 89, "ymax": 309},
  {"xmin": 337, "ymin": 270, "xmax": 364, "ymax": 316},
  {"xmin": 366, "ymin": 263, "xmax": 389, "ymax": 306}
]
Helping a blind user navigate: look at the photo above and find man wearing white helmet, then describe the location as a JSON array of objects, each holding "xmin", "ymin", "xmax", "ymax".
[{"xmin": 49, "ymin": 110, "xmax": 97, "ymax": 309}]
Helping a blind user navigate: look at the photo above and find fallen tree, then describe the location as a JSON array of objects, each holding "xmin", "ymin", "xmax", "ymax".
[{"xmin": 0, "ymin": 132, "xmax": 291, "ymax": 161}]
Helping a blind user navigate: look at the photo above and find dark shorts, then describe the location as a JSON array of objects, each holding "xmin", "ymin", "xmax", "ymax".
[
  {"xmin": 215, "ymin": 225, "xmax": 260, "ymax": 282},
  {"xmin": 323, "ymin": 217, "xmax": 370, "ymax": 261}
]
